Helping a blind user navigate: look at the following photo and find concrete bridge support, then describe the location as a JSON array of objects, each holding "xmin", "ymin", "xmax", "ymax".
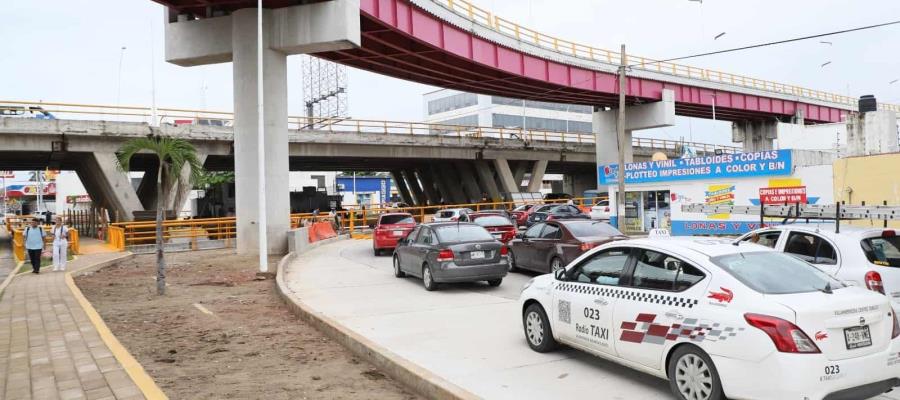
[
  {"xmin": 164, "ymin": 1, "xmax": 359, "ymax": 255},
  {"xmin": 391, "ymin": 170, "xmax": 414, "ymax": 205},
  {"xmin": 593, "ymin": 89, "xmax": 676, "ymax": 168},
  {"xmin": 77, "ymin": 153, "xmax": 144, "ymax": 222},
  {"xmin": 732, "ymin": 120, "xmax": 776, "ymax": 152},
  {"xmin": 511, "ymin": 161, "xmax": 527, "ymax": 192},
  {"xmin": 416, "ymin": 168, "xmax": 441, "ymax": 206},
  {"xmin": 402, "ymin": 169, "xmax": 426, "ymax": 206},
  {"xmin": 526, "ymin": 160, "xmax": 548, "ymax": 193},
  {"xmin": 455, "ymin": 162, "xmax": 484, "ymax": 203},
  {"xmin": 474, "ymin": 161, "xmax": 502, "ymax": 202},
  {"xmin": 492, "ymin": 159, "xmax": 519, "ymax": 196}
]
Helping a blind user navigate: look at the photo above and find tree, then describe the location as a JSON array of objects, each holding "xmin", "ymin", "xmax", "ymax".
[{"xmin": 116, "ymin": 136, "xmax": 204, "ymax": 295}]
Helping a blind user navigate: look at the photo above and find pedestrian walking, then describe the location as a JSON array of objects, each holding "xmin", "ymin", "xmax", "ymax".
[
  {"xmin": 24, "ymin": 218, "xmax": 46, "ymax": 274},
  {"xmin": 51, "ymin": 216, "xmax": 69, "ymax": 271}
]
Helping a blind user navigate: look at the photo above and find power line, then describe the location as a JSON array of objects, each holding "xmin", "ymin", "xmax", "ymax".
[{"xmin": 634, "ymin": 19, "xmax": 900, "ymax": 67}]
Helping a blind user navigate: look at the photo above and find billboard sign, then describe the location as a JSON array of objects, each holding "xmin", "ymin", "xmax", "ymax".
[
  {"xmin": 599, "ymin": 149, "xmax": 792, "ymax": 185},
  {"xmin": 759, "ymin": 186, "xmax": 807, "ymax": 204}
]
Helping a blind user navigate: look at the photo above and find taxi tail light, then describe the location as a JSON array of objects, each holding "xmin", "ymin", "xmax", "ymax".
[
  {"xmin": 437, "ymin": 249, "xmax": 454, "ymax": 262},
  {"xmin": 580, "ymin": 242, "xmax": 598, "ymax": 252},
  {"xmin": 744, "ymin": 313, "xmax": 821, "ymax": 354},
  {"xmin": 884, "ymin": 230, "xmax": 897, "ymax": 238},
  {"xmin": 865, "ymin": 271, "xmax": 886, "ymax": 295},
  {"xmin": 500, "ymin": 246, "xmax": 509, "ymax": 256},
  {"xmin": 604, "ymin": 207, "xmax": 610, "ymax": 212},
  {"xmin": 892, "ymin": 308, "xmax": 900, "ymax": 340}
]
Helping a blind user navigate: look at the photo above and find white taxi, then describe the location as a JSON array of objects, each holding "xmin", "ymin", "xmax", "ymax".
[
  {"xmin": 738, "ymin": 225, "xmax": 900, "ymax": 306},
  {"xmin": 519, "ymin": 237, "xmax": 900, "ymax": 400}
]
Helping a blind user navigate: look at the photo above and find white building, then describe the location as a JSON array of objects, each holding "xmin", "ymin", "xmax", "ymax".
[{"xmin": 423, "ymin": 89, "xmax": 593, "ymax": 134}]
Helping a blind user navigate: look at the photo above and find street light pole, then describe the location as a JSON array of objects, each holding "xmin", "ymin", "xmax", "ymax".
[
  {"xmin": 615, "ymin": 44, "xmax": 628, "ymax": 232},
  {"xmin": 116, "ymin": 46, "xmax": 127, "ymax": 117},
  {"xmin": 257, "ymin": 0, "xmax": 269, "ymax": 273}
]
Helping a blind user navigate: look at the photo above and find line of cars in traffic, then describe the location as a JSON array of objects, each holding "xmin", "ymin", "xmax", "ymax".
[{"xmin": 369, "ymin": 202, "xmax": 900, "ymax": 399}]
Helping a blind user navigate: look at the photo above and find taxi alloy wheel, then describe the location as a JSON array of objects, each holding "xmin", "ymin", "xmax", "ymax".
[
  {"xmin": 423, "ymin": 264, "xmax": 437, "ymax": 291},
  {"xmin": 523, "ymin": 303, "xmax": 557, "ymax": 353},
  {"xmin": 393, "ymin": 255, "xmax": 406, "ymax": 278},
  {"xmin": 668, "ymin": 346, "xmax": 724, "ymax": 400}
]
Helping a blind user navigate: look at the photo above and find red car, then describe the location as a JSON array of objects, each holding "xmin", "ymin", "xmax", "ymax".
[
  {"xmin": 461, "ymin": 213, "xmax": 517, "ymax": 243},
  {"xmin": 373, "ymin": 213, "xmax": 417, "ymax": 256},
  {"xmin": 510, "ymin": 204, "xmax": 535, "ymax": 226}
]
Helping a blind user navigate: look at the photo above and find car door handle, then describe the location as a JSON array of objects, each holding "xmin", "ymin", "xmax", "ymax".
[
  {"xmin": 665, "ymin": 311, "xmax": 684, "ymax": 320},
  {"xmin": 594, "ymin": 298, "xmax": 609, "ymax": 306}
]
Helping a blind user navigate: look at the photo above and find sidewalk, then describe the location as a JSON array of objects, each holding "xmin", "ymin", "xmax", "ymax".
[{"xmin": 0, "ymin": 251, "xmax": 149, "ymax": 400}]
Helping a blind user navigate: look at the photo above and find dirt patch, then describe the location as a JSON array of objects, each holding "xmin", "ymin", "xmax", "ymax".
[{"xmin": 75, "ymin": 249, "xmax": 420, "ymax": 400}]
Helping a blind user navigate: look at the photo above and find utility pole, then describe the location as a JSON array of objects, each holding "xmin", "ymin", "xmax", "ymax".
[
  {"xmin": 615, "ymin": 44, "xmax": 627, "ymax": 232},
  {"xmin": 256, "ymin": 0, "xmax": 268, "ymax": 272}
]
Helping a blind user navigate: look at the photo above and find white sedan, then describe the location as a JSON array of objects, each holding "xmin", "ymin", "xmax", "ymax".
[
  {"xmin": 519, "ymin": 237, "xmax": 900, "ymax": 400},
  {"xmin": 738, "ymin": 225, "xmax": 900, "ymax": 306},
  {"xmin": 590, "ymin": 199, "xmax": 611, "ymax": 220}
]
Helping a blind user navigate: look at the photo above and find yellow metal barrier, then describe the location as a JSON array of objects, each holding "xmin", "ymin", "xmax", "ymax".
[{"xmin": 110, "ymin": 217, "xmax": 237, "ymax": 248}]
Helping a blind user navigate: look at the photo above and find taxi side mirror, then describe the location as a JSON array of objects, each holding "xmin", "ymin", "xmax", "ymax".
[{"xmin": 554, "ymin": 268, "xmax": 566, "ymax": 281}]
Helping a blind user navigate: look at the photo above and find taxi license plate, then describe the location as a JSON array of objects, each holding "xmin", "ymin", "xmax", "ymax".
[
  {"xmin": 844, "ymin": 326, "xmax": 872, "ymax": 350},
  {"xmin": 470, "ymin": 251, "xmax": 485, "ymax": 259},
  {"xmin": 392, "ymin": 230, "xmax": 404, "ymax": 236}
]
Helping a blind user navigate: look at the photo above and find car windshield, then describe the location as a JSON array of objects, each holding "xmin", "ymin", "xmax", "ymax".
[
  {"xmin": 711, "ymin": 251, "xmax": 844, "ymax": 294},
  {"xmin": 861, "ymin": 235, "xmax": 900, "ymax": 267},
  {"xmin": 564, "ymin": 221, "xmax": 623, "ymax": 238},
  {"xmin": 435, "ymin": 225, "xmax": 494, "ymax": 243},
  {"xmin": 472, "ymin": 215, "xmax": 511, "ymax": 227},
  {"xmin": 380, "ymin": 215, "xmax": 414, "ymax": 225}
]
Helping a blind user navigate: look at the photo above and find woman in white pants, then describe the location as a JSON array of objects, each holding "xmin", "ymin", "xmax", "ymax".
[{"xmin": 52, "ymin": 216, "xmax": 69, "ymax": 271}]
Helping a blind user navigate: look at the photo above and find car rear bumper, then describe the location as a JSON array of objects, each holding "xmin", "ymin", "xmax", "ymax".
[
  {"xmin": 713, "ymin": 339, "xmax": 900, "ymax": 400},
  {"xmin": 434, "ymin": 260, "xmax": 508, "ymax": 283},
  {"xmin": 373, "ymin": 237, "xmax": 402, "ymax": 249}
]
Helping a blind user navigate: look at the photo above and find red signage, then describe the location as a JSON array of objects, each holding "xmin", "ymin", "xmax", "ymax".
[{"xmin": 759, "ymin": 186, "xmax": 807, "ymax": 204}]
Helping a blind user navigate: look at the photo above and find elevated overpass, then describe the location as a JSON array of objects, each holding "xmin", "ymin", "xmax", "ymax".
[
  {"xmin": 150, "ymin": 0, "xmax": 898, "ymax": 254},
  {"xmin": 0, "ymin": 101, "xmax": 739, "ymax": 222}
]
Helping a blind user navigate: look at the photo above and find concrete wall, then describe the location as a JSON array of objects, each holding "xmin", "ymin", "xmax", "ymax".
[{"xmin": 833, "ymin": 152, "xmax": 900, "ymax": 229}]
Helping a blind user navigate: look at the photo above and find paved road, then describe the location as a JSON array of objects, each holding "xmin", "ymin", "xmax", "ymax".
[
  {"xmin": 285, "ymin": 239, "xmax": 900, "ymax": 400},
  {"xmin": 0, "ymin": 229, "xmax": 15, "ymax": 284},
  {"xmin": 286, "ymin": 240, "xmax": 677, "ymax": 399}
]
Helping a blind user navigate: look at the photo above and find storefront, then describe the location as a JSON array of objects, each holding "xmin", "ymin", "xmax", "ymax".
[{"xmin": 599, "ymin": 149, "xmax": 835, "ymax": 235}]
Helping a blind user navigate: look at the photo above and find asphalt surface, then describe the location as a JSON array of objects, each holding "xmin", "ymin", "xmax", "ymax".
[{"xmin": 283, "ymin": 239, "xmax": 900, "ymax": 400}]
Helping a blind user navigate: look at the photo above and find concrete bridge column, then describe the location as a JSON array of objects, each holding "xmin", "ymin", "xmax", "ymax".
[
  {"xmin": 77, "ymin": 152, "xmax": 144, "ymax": 222},
  {"xmin": 163, "ymin": 1, "xmax": 360, "ymax": 256},
  {"xmin": 390, "ymin": 170, "xmax": 414, "ymax": 205},
  {"xmin": 402, "ymin": 170, "xmax": 426, "ymax": 206},
  {"xmin": 429, "ymin": 165, "xmax": 455, "ymax": 204},
  {"xmin": 135, "ymin": 166, "xmax": 159, "ymax": 210},
  {"xmin": 526, "ymin": 160, "xmax": 548, "ymax": 193},
  {"xmin": 511, "ymin": 161, "xmax": 528, "ymax": 192},
  {"xmin": 416, "ymin": 168, "xmax": 441, "ymax": 205},
  {"xmin": 473, "ymin": 161, "xmax": 502, "ymax": 202},
  {"xmin": 169, "ymin": 153, "xmax": 209, "ymax": 214},
  {"xmin": 454, "ymin": 161, "xmax": 483, "ymax": 203},
  {"xmin": 732, "ymin": 120, "xmax": 776, "ymax": 152},
  {"xmin": 492, "ymin": 159, "xmax": 519, "ymax": 196},
  {"xmin": 438, "ymin": 163, "xmax": 467, "ymax": 204},
  {"xmin": 593, "ymin": 89, "xmax": 675, "ymax": 167}
]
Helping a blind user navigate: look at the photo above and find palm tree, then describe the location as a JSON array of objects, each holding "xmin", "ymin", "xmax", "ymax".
[{"xmin": 116, "ymin": 136, "xmax": 204, "ymax": 295}]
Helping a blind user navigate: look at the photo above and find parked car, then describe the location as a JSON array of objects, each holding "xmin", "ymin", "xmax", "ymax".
[
  {"xmin": 527, "ymin": 205, "xmax": 588, "ymax": 226},
  {"xmin": 508, "ymin": 220, "xmax": 626, "ymax": 273},
  {"xmin": 520, "ymin": 237, "xmax": 900, "ymax": 400},
  {"xmin": 471, "ymin": 208, "xmax": 512, "ymax": 220},
  {"xmin": 738, "ymin": 225, "xmax": 900, "ymax": 306},
  {"xmin": 462, "ymin": 213, "xmax": 517, "ymax": 243},
  {"xmin": 523, "ymin": 204, "xmax": 557, "ymax": 227},
  {"xmin": 392, "ymin": 222, "xmax": 508, "ymax": 290},
  {"xmin": 433, "ymin": 208, "xmax": 473, "ymax": 222},
  {"xmin": 510, "ymin": 204, "xmax": 535, "ymax": 227},
  {"xmin": 590, "ymin": 199, "xmax": 611, "ymax": 220},
  {"xmin": 543, "ymin": 192, "xmax": 572, "ymax": 201},
  {"xmin": 372, "ymin": 213, "xmax": 416, "ymax": 256}
]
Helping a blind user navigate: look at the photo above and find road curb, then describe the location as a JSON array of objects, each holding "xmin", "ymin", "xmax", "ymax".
[
  {"xmin": 67, "ymin": 252, "xmax": 170, "ymax": 400},
  {"xmin": 274, "ymin": 239, "xmax": 480, "ymax": 400}
]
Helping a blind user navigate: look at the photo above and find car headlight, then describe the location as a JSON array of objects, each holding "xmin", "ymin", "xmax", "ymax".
[{"xmin": 522, "ymin": 278, "xmax": 535, "ymax": 292}]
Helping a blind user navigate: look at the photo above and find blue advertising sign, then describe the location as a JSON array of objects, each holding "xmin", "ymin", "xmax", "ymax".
[{"xmin": 599, "ymin": 149, "xmax": 792, "ymax": 185}]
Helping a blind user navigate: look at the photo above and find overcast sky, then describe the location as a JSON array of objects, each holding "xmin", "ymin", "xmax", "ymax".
[{"xmin": 2, "ymin": 0, "xmax": 899, "ymax": 146}]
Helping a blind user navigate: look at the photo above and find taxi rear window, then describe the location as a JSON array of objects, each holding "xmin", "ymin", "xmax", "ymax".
[
  {"xmin": 380, "ymin": 215, "xmax": 414, "ymax": 225},
  {"xmin": 435, "ymin": 225, "xmax": 493, "ymax": 243},
  {"xmin": 710, "ymin": 251, "xmax": 844, "ymax": 294},
  {"xmin": 861, "ymin": 236, "xmax": 900, "ymax": 267}
]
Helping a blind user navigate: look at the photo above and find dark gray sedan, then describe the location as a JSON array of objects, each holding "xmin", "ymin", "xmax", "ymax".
[{"xmin": 392, "ymin": 222, "xmax": 508, "ymax": 291}]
